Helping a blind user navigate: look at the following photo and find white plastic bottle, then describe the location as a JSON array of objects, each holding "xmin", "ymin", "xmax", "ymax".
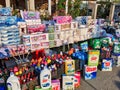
[
  {"xmin": 7, "ymin": 72, "xmax": 21, "ymax": 90},
  {"xmin": 40, "ymin": 67, "xmax": 51, "ymax": 89}
]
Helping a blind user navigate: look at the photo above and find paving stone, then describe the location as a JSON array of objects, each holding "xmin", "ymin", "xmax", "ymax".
[{"xmin": 77, "ymin": 67, "xmax": 120, "ymax": 90}]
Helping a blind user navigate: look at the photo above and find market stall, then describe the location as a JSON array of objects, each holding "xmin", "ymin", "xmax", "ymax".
[{"xmin": 0, "ymin": 7, "xmax": 120, "ymax": 90}]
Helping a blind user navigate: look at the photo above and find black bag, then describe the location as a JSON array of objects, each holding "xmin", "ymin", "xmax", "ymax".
[{"xmin": 5, "ymin": 60, "xmax": 17, "ymax": 69}]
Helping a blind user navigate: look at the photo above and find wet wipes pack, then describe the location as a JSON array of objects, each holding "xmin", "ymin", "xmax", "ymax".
[
  {"xmin": 5, "ymin": 16, "xmax": 17, "ymax": 26},
  {"xmin": 0, "ymin": 7, "xmax": 12, "ymax": 16},
  {"xmin": 0, "ymin": 16, "xmax": 17, "ymax": 26}
]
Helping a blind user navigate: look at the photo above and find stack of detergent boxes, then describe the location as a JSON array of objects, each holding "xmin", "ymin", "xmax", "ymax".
[{"xmin": 62, "ymin": 58, "xmax": 81, "ymax": 90}]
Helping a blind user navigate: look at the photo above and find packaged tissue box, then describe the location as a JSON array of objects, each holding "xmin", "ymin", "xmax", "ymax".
[
  {"xmin": 71, "ymin": 22, "xmax": 78, "ymax": 30},
  {"xmin": 49, "ymin": 41, "xmax": 55, "ymax": 48},
  {"xmin": 49, "ymin": 33, "xmax": 54, "ymax": 40},
  {"xmin": 48, "ymin": 25, "xmax": 54, "ymax": 33},
  {"xmin": 40, "ymin": 41, "xmax": 49, "ymax": 48},
  {"xmin": 31, "ymin": 43, "xmax": 40, "ymax": 51},
  {"xmin": 55, "ymin": 24, "xmax": 61, "ymax": 32},
  {"xmin": 53, "ymin": 16, "xmax": 72, "ymax": 24},
  {"xmin": 39, "ymin": 33, "xmax": 49, "ymax": 42},
  {"xmin": 30, "ymin": 34, "xmax": 40, "ymax": 44},
  {"xmin": 61, "ymin": 23, "xmax": 71, "ymax": 30},
  {"xmin": 23, "ymin": 35, "xmax": 31, "ymax": 44}
]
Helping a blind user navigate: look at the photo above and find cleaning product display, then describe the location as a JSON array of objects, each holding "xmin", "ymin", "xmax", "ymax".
[{"xmin": 0, "ymin": 7, "xmax": 120, "ymax": 90}]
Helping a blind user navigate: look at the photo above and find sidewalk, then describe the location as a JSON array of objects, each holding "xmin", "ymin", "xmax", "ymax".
[{"xmin": 79, "ymin": 67, "xmax": 120, "ymax": 90}]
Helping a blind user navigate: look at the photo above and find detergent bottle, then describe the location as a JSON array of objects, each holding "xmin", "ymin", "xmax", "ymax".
[
  {"xmin": 7, "ymin": 72, "xmax": 21, "ymax": 90},
  {"xmin": 40, "ymin": 66, "xmax": 51, "ymax": 89}
]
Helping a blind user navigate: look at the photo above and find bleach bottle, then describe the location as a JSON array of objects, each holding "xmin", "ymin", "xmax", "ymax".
[
  {"xmin": 40, "ymin": 67, "xmax": 51, "ymax": 89},
  {"xmin": 7, "ymin": 72, "xmax": 21, "ymax": 90}
]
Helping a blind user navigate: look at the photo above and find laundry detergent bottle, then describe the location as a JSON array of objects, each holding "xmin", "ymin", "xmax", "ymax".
[
  {"xmin": 7, "ymin": 72, "xmax": 21, "ymax": 90},
  {"xmin": 40, "ymin": 67, "xmax": 51, "ymax": 89}
]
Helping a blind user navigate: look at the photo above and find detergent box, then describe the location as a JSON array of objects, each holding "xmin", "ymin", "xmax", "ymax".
[
  {"xmin": 113, "ymin": 42, "xmax": 120, "ymax": 54},
  {"xmin": 35, "ymin": 86, "xmax": 52, "ymax": 90},
  {"xmin": 80, "ymin": 41, "xmax": 88, "ymax": 52},
  {"xmin": 92, "ymin": 39, "xmax": 101, "ymax": 49},
  {"xmin": 62, "ymin": 75, "xmax": 74, "ymax": 90},
  {"xmin": 52, "ymin": 79, "xmax": 60, "ymax": 90},
  {"xmin": 88, "ymin": 50, "xmax": 100, "ymax": 66},
  {"xmin": 84, "ymin": 65, "xmax": 97, "ymax": 80},
  {"xmin": 65, "ymin": 59, "xmax": 75, "ymax": 75},
  {"xmin": 101, "ymin": 58, "xmax": 113, "ymax": 71},
  {"xmin": 74, "ymin": 72, "xmax": 81, "ymax": 88},
  {"xmin": 111, "ymin": 53, "xmax": 120, "ymax": 67}
]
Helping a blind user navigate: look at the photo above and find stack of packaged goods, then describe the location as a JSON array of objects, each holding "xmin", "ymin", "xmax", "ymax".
[{"xmin": 0, "ymin": 7, "xmax": 20, "ymax": 46}]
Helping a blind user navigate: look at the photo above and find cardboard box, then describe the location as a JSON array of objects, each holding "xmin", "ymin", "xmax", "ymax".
[
  {"xmin": 71, "ymin": 22, "xmax": 78, "ymax": 30},
  {"xmin": 40, "ymin": 41, "xmax": 49, "ymax": 48},
  {"xmin": 65, "ymin": 60, "xmax": 75, "ymax": 75},
  {"xmin": 52, "ymin": 80, "xmax": 60, "ymax": 90},
  {"xmin": 30, "ymin": 34, "xmax": 40, "ymax": 44},
  {"xmin": 31, "ymin": 43, "xmax": 40, "ymax": 51},
  {"xmin": 55, "ymin": 24, "xmax": 61, "ymax": 32},
  {"xmin": 22, "ymin": 35, "xmax": 31, "ymax": 44},
  {"xmin": 101, "ymin": 58, "xmax": 112, "ymax": 71},
  {"xmin": 84, "ymin": 65, "xmax": 97, "ymax": 80},
  {"xmin": 61, "ymin": 23, "xmax": 71, "ymax": 31},
  {"xmin": 62, "ymin": 75, "xmax": 74, "ymax": 90},
  {"xmin": 88, "ymin": 50, "xmax": 100, "ymax": 66},
  {"xmin": 74, "ymin": 72, "xmax": 80, "ymax": 88},
  {"xmin": 39, "ymin": 33, "xmax": 49, "ymax": 42}
]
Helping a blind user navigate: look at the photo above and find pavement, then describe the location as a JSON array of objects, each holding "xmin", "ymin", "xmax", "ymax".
[{"xmin": 78, "ymin": 67, "xmax": 120, "ymax": 90}]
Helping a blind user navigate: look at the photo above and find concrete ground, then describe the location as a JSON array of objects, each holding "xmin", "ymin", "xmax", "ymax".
[{"xmin": 78, "ymin": 67, "xmax": 120, "ymax": 90}]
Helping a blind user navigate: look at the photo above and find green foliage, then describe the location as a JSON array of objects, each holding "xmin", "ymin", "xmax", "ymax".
[
  {"xmin": 57, "ymin": 0, "xmax": 87, "ymax": 18},
  {"xmin": 57, "ymin": 0, "xmax": 66, "ymax": 10},
  {"xmin": 97, "ymin": 1, "xmax": 112, "ymax": 19},
  {"xmin": 68, "ymin": 0, "xmax": 82, "ymax": 18}
]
